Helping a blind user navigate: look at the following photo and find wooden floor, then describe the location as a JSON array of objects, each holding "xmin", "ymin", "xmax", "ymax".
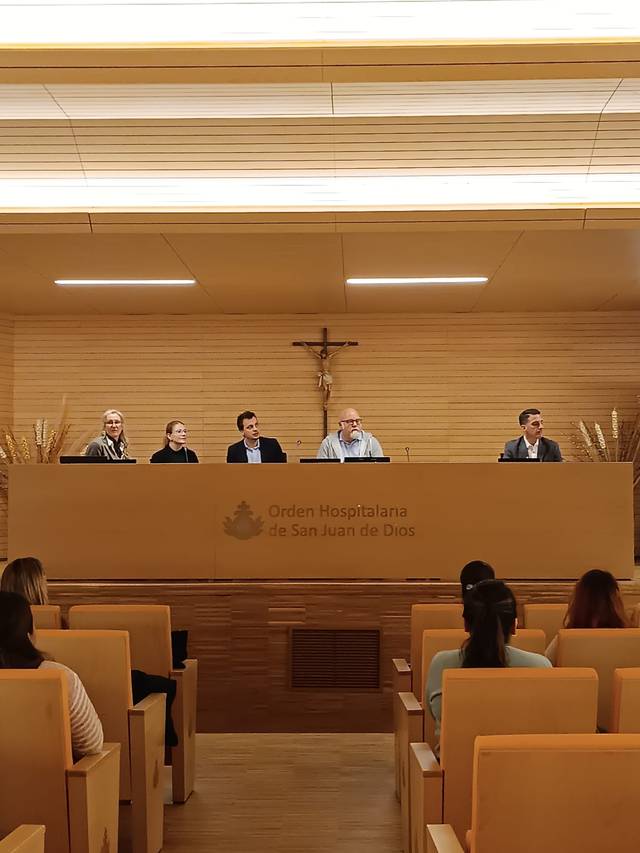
[{"xmin": 147, "ymin": 733, "xmax": 401, "ymax": 853}]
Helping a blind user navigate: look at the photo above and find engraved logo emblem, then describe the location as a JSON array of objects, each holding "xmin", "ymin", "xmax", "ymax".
[{"xmin": 223, "ymin": 501, "xmax": 264, "ymax": 540}]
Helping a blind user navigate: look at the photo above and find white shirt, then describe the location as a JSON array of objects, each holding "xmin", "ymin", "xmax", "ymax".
[
  {"xmin": 523, "ymin": 437, "xmax": 539, "ymax": 459},
  {"xmin": 244, "ymin": 440, "xmax": 261, "ymax": 463}
]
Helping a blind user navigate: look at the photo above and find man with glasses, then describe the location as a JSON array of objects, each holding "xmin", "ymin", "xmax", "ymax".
[
  {"xmin": 316, "ymin": 407, "xmax": 384, "ymax": 461},
  {"xmin": 502, "ymin": 408, "xmax": 562, "ymax": 462}
]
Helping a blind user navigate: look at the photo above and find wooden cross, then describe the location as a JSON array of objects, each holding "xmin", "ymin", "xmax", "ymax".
[{"xmin": 293, "ymin": 327, "xmax": 359, "ymax": 436}]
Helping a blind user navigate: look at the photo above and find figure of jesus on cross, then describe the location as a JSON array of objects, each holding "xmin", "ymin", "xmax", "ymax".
[{"xmin": 293, "ymin": 327, "xmax": 358, "ymax": 435}]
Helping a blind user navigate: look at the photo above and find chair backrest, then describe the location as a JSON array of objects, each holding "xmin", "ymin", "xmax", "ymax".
[
  {"xmin": 410, "ymin": 605, "xmax": 463, "ymax": 696},
  {"xmin": 0, "ymin": 671, "xmax": 72, "ymax": 853},
  {"xmin": 611, "ymin": 668, "xmax": 640, "ymax": 733},
  {"xmin": 420, "ymin": 628, "xmax": 546, "ymax": 745},
  {"xmin": 522, "ymin": 603, "xmax": 567, "ymax": 645},
  {"xmin": 439, "ymin": 668, "xmax": 598, "ymax": 843},
  {"xmin": 68, "ymin": 604, "xmax": 172, "ymax": 676},
  {"xmin": 37, "ymin": 629, "xmax": 134, "ymax": 799},
  {"xmin": 469, "ymin": 734, "xmax": 640, "ymax": 853},
  {"xmin": 555, "ymin": 628, "xmax": 640, "ymax": 730},
  {"xmin": 30, "ymin": 606, "xmax": 62, "ymax": 630}
]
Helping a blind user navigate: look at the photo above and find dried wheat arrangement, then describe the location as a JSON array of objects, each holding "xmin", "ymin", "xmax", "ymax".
[
  {"xmin": 573, "ymin": 408, "xmax": 640, "ymax": 488},
  {"xmin": 0, "ymin": 399, "xmax": 75, "ymax": 493}
]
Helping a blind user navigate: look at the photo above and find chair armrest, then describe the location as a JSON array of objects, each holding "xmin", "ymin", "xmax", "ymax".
[
  {"xmin": 411, "ymin": 742, "xmax": 441, "ymax": 777},
  {"xmin": 399, "ymin": 691, "xmax": 423, "ymax": 714},
  {"xmin": 393, "ymin": 659, "xmax": 412, "ymax": 694},
  {"xmin": 170, "ymin": 658, "xmax": 198, "ymax": 803},
  {"xmin": 426, "ymin": 825, "xmax": 464, "ymax": 853},
  {"xmin": 0, "ymin": 826, "xmax": 45, "ymax": 853},
  {"xmin": 130, "ymin": 693, "xmax": 165, "ymax": 853},
  {"xmin": 67, "ymin": 743, "xmax": 120, "ymax": 853}
]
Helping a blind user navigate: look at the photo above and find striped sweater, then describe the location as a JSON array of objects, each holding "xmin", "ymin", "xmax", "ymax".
[{"xmin": 40, "ymin": 661, "xmax": 104, "ymax": 757}]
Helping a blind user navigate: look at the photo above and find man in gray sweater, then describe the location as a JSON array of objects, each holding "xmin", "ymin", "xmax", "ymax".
[{"xmin": 316, "ymin": 407, "xmax": 384, "ymax": 461}]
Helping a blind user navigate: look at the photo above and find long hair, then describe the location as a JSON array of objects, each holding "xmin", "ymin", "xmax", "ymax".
[
  {"xmin": 0, "ymin": 591, "xmax": 44, "ymax": 669},
  {"xmin": 461, "ymin": 579, "xmax": 517, "ymax": 668},
  {"xmin": 102, "ymin": 408, "xmax": 128, "ymax": 448},
  {"xmin": 565, "ymin": 569, "xmax": 628, "ymax": 629},
  {"xmin": 163, "ymin": 420, "xmax": 185, "ymax": 448},
  {"xmin": 1, "ymin": 556, "xmax": 48, "ymax": 605}
]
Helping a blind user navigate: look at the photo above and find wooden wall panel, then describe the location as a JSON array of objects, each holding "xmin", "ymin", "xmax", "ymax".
[
  {"xmin": 0, "ymin": 317, "xmax": 12, "ymax": 555},
  {"xmin": 5, "ymin": 311, "xmax": 640, "ymax": 553}
]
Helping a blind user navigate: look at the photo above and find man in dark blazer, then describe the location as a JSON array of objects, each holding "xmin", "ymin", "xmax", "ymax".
[
  {"xmin": 502, "ymin": 408, "xmax": 563, "ymax": 462},
  {"xmin": 226, "ymin": 410, "xmax": 286, "ymax": 463}
]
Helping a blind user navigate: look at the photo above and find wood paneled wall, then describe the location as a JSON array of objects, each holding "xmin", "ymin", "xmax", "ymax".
[
  {"xmin": 0, "ymin": 317, "xmax": 13, "ymax": 554},
  {"xmin": 5, "ymin": 311, "xmax": 640, "ymax": 553}
]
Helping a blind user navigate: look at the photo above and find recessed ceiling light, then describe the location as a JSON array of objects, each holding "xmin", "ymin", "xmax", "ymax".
[
  {"xmin": 346, "ymin": 277, "xmax": 488, "ymax": 286},
  {"xmin": 54, "ymin": 279, "xmax": 196, "ymax": 286}
]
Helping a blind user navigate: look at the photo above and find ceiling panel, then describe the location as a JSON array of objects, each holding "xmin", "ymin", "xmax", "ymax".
[
  {"xmin": 164, "ymin": 233, "xmax": 346, "ymax": 314},
  {"xmin": 0, "ymin": 229, "xmax": 636, "ymax": 314},
  {"xmin": 343, "ymin": 231, "xmax": 519, "ymax": 312},
  {"xmin": 476, "ymin": 231, "xmax": 640, "ymax": 312},
  {"xmin": 0, "ymin": 233, "xmax": 220, "ymax": 313}
]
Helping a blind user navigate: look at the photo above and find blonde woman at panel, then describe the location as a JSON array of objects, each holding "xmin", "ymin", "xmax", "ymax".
[{"xmin": 85, "ymin": 408, "xmax": 129, "ymax": 460}]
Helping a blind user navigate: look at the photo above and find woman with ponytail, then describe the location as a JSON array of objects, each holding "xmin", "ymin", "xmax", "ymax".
[{"xmin": 426, "ymin": 580, "xmax": 550, "ymax": 742}]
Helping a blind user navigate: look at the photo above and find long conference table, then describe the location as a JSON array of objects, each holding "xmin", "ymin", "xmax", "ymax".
[{"xmin": 8, "ymin": 462, "xmax": 635, "ymax": 580}]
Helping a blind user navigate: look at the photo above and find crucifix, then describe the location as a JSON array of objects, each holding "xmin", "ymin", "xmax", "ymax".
[{"xmin": 293, "ymin": 327, "xmax": 359, "ymax": 436}]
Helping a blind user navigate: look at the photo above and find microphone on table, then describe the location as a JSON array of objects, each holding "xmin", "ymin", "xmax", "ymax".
[
  {"xmin": 405, "ymin": 447, "xmax": 411, "ymax": 463},
  {"xmin": 184, "ymin": 446, "xmax": 189, "ymax": 463}
]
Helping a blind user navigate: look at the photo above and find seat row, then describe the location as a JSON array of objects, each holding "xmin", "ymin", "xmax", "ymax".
[
  {"xmin": 391, "ymin": 602, "xmax": 640, "ymax": 852},
  {"xmin": 0, "ymin": 604, "xmax": 198, "ymax": 853}
]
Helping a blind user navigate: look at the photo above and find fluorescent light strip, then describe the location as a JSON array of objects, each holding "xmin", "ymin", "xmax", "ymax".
[
  {"xmin": 54, "ymin": 278, "xmax": 196, "ymax": 286},
  {"xmin": 346, "ymin": 277, "xmax": 488, "ymax": 286}
]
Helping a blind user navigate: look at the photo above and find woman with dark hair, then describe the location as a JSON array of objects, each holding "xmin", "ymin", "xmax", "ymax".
[
  {"xmin": 545, "ymin": 569, "xmax": 629, "ymax": 664},
  {"xmin": 0, "ymin": 591, "xmax": 103, "ymax": 757},
  {"xmin": 1, "ymin": 556, "xmax": 48, "ymax": 604},
  {"xmin": 459, "ymin": 560, "xmax": 495, "ymax": 600},
  {"xmin": 426, "ymin": 580, "xmax": 550, "ymax": 739}
]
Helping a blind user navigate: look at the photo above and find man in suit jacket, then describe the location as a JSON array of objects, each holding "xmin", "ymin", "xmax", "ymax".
[
  {"xmin": 226, "ymin": 410, "xmax": 286, "ymax": 463},
  {"xmin": 502, "ymin": 408, "xmax": 562, "ymax": 462}
]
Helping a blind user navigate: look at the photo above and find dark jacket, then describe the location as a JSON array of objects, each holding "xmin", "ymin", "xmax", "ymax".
[
  {"xmin": 502, "ymin": 436, "xmax": 563, "ymax": 462},
  {"xmin": 226, "ymin": 436, "xmax": 286, "ymax": 463},
  {"xmin": 150, "ymin": 445, "xmax": 199, "ymax": 463}
]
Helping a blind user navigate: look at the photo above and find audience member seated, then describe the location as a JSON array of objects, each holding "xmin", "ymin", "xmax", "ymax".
[
  {"xmin": 0, "ymin": 591, "xmax": 104, "ymax": 757},
  {"xmin": 545, "ymin": 569, "xmax": 629, "ymax": 664},
  {"xmin": 459, "ymin": 560, "xmax": 495, "ymax": 600},
  {"xmin": 426, "ymin": 579, "xmax": 551, "ymax": 744},
  {"xmin": 0, "ymin": 556, "xmax": 48, "ymax": 604}
]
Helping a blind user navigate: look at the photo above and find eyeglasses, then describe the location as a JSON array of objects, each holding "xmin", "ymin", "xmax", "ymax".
[
  {"xmin": 340, "ymin": 418, "xmax": 362, "ymax": 425},
  {"xmin": 105, "ymin": 420, "xmax": 122, "ymax": 426}
]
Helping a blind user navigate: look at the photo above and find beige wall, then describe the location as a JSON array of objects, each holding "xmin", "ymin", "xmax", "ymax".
[{"xmin": 3, "ymin": 311, "xmax": 640, "ymax": 554}]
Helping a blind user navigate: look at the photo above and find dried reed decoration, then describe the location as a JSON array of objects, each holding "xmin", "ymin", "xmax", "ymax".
[
  {"xmin": 573, "ymin": 408, "xmax": 640, "ymax": 488},
  {"xmin": 0, "ymin": 400, "xmax": 73, "ymax": 493}
]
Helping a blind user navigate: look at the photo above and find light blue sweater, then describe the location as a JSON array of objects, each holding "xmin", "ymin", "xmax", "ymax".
[{"xmin": 426, "ymin": 645, "xmax": 552, "ymax": 739}]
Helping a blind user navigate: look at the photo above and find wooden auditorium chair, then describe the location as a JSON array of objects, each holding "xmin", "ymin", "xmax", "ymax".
[
  {"xmin": 426, "ymin": 733, "xmax": 640, "ymax": 853},
  {"xmin": 611, "ymin": 667, "xmax": 640, "ymax": 732},
  {"xmin": 397, "ymin": 628, "xmax": 546, "ymax": 853},
  {"xmin": 31, "ymin": 605, "xmax": 62, "ymax": 629},
  {"xmin": 68, "ymin": 604, "xmax": 197, "ymax": 802},
  {"xmin": 411, "ymin": 668, "xmax": 598, "ymax": 853},
  {"xmin": 0, "ymin": 827, "xmax": 45, "ymax": 853},
  {"xmin": 522, "ymin": 603, "xmax": 567, "ymax": 646},
  {"xmin": 37, "ymin": 629, "xmax": 165, "ymax": 853},
  {"xmin": 555, "ymin": 627, "xmax": 640, "ymax": 730},
  {"xmin": 392, "ymin": 605, "xmax": 463, "ymax": 800},
  {"xmin": 0, "ymin": 670, "xmax": 120, "ymax": 853}
]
